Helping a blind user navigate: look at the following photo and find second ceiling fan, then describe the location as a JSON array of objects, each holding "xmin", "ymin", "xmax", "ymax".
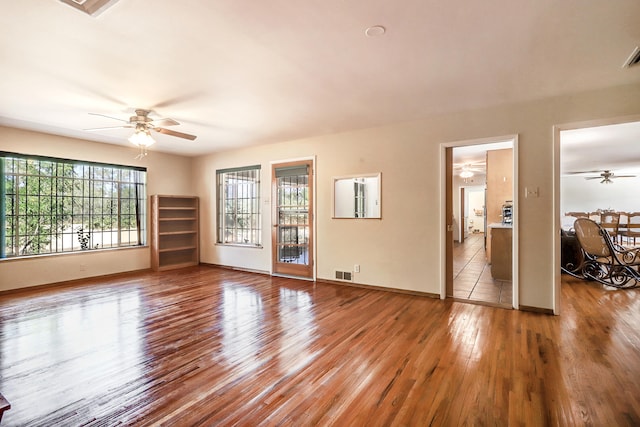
[{"xmin": 582, "ymin": 170, "xmax": 636, "ymax": 184}]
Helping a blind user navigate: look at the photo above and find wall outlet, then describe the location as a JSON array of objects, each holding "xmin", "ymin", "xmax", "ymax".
[
  {"xmin": 354, "ymin": 264, "xmax": 360, "ymax": 273},
  {"xmin": 79, "ymin": 263, "xmax": 86, "ymax": 272}
]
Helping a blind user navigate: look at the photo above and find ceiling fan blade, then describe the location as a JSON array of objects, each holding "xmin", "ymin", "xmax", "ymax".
[
  {"xmin": 150, "ymin": 118, "xmax": 180, "ymax": 127},
  {"xmin": 84, "ymin": 125, "xmax": 134, "ymax": 131},
  {"xmin": 615, "ymin": 175, "xmax": 636, "ymax": 178},
  {"xmin": 584, "ymin": 177, "xmax": 602, "ymax": 180},
  {"xmin": 88, "ymin": 112, "xmax": 130, "ymax": 123},
  {"xmin": 454, "ymin": 162, "xmax": 485, "ymax": 167},
  {"xmin": 567, "ymin": 170, "xmax": 604, "ymax": 175},
  {"xmin": 153, "ymin": 127, "xmax": 197, "ymax": 140}
]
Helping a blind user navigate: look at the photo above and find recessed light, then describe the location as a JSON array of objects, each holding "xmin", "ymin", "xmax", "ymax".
[{"xmin": 365, "ymin": 25, "xmax": 386, "ymax": 37}]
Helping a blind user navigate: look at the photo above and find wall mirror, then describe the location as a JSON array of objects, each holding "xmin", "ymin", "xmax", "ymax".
[{"xmin": 333, "ymin": 173, "xmax": 381, "ymax": 218}]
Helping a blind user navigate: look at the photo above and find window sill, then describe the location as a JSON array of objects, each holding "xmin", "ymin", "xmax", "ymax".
[
  {"xmin": 215, "ymin": 243, "xmax": 263, "ymax": 249},
  {"xmin": 0, "ymin": 245, "xmax": 149, "ymax": 263}
]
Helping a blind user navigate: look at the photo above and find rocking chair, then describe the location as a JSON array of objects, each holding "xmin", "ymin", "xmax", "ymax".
[{"xmin": 572, "ymin": 218, "xmax": 640, "ymax": 289}]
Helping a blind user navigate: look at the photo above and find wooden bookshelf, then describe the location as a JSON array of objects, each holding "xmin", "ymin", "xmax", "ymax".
[{"xmin": 150, "ymin": 195, "xmax": 199, "ymax": 271}]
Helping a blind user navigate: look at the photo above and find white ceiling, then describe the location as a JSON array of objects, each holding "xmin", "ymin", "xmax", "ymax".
[
  {"xmin": 451, "ymin": 120, "xmax": 640, "ymax": 179},
  {"xmin": 453, "ymin": 140, "xmax": 513, "ymax": 163},
  {"xmin": 1, "ymin": 0, "xmax": 639, "ymax": 157},
  {"xmin": 561, "ymin": 120, "xmax": 640, "ymax": 175}
]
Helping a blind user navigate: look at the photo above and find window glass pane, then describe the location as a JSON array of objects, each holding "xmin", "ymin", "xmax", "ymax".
[
  {"xmin": 216, "ymin": 166, "xmax": 261, "ymax": 245},
  {"xmin": 0, "ymin": 152, "xmax": 147, "ymax": 258}
]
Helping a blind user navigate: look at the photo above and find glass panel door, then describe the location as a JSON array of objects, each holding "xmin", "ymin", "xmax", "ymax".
[{"xmin": 272, "ymin": 160, "xmax": 313, "ymax": 278}]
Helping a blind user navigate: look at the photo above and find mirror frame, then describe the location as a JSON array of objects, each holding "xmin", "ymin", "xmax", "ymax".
[{"xmin": 332, "ymin": 172, "xmax": 382, "ymax": 219}]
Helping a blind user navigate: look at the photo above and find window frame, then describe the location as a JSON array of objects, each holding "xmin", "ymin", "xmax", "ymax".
[
  {"xmin": 1, "ymin": 151, "xmax": 147, "ymax": 259},
  {"xmin": 216, "ymin": 165, "xmax": 262, "ymax": 247}
]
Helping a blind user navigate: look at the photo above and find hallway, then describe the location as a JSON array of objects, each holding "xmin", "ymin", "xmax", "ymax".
[{"xmin": 453, "ymin": 232, "xmax": 512, "ymax": 307}]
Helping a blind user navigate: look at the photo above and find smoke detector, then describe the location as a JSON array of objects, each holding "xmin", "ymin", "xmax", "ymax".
[{"xmin": 365, "ymin": 25, "xmax": 386, "ymax": 37}]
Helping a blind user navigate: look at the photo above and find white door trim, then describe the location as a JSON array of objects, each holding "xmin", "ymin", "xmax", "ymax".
[
  {"xmin": 552, "ymin": 113, "xmax": 640, "ymax": 315},
  {"xmin": 440, "ymin": 134, "xmax": 519, "ymax": 309}
]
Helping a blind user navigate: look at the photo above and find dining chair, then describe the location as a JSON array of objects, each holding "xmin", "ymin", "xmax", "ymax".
[
  {"xmin": 588, "ymin": 212, "xmax": 601, "ymax": 222},
  {"xmin": 600, "ymin": 211, "xmax": 620, "ymax": 242},
  {"xmin": 617, "ymin": 212, "xmax": 629, "ymax": 244},
  {"xmin": 621, "ymin": 212, "xmax": 640, "ymax": 246},
  {"xmin": 565, "ymin": 212, "xmax": 589, "ymax": 218}
]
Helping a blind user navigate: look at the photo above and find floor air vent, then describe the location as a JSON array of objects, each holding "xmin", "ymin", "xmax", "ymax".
[{"xmin": 335, "ymin": 270, "xmax": 353, "ymax": 281}]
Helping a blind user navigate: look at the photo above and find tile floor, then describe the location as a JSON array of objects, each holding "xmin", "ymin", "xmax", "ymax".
[{"xmin": 453, "ymin": 232, "xmax": 512, "ymax": 307}]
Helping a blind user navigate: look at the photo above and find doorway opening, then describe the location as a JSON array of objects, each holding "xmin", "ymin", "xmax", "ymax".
[
  {"xmin": 555, "ymin": 117, "xmax": 640, "ymax": 313},
  {"xmin": 443, "ymin": 136, "xmax": 518, "ymax": 308}
]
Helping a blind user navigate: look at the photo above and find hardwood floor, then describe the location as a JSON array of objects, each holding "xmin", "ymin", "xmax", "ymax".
[
  {"xmin": 453, "ymin": 233, "xmax": 512, "ymax": 307},
  {"xmin": 1, "ymin": 266, "xmax": 639, "ymax": 426}
]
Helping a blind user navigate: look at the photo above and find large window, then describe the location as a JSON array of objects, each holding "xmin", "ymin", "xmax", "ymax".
[
  {"xmin": 216, "ymin": 166, "xmax": 261, "ymax": 246},
  {"xmin": 1, "ymin": 152, "xmax": 146, "ymax": 258}
]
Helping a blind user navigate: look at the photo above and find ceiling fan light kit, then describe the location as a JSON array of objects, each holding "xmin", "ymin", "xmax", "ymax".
[
  {"xmin": 128, "ymin": 126, "xmax": 156, "ymax": 147},
  {"xmin": 128, "ymin": 126, "xmax": 155, "ymax": 159}
]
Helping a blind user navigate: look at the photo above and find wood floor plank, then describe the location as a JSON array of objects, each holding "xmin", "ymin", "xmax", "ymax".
[{"xmin": 1, "ymin": 266, "xmax": 640, "ymax": 426}]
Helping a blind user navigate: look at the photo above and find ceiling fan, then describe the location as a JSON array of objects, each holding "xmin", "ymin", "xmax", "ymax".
[
  {"xmin": 85, "ymin": 109, "xmax": 197, "ymax": 158},
  {"xmin": 453, "ymin": 161, "xmax": 485, "ymax": 179},
  {"xmin": 581, "ymin": 170, "xmax": 636, "ymax": 184}
]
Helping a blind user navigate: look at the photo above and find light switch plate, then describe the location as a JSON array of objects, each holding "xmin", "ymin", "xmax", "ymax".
[{"xmin": 525, "ymin": 187, "xmax": 539, "ymax": 198}]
